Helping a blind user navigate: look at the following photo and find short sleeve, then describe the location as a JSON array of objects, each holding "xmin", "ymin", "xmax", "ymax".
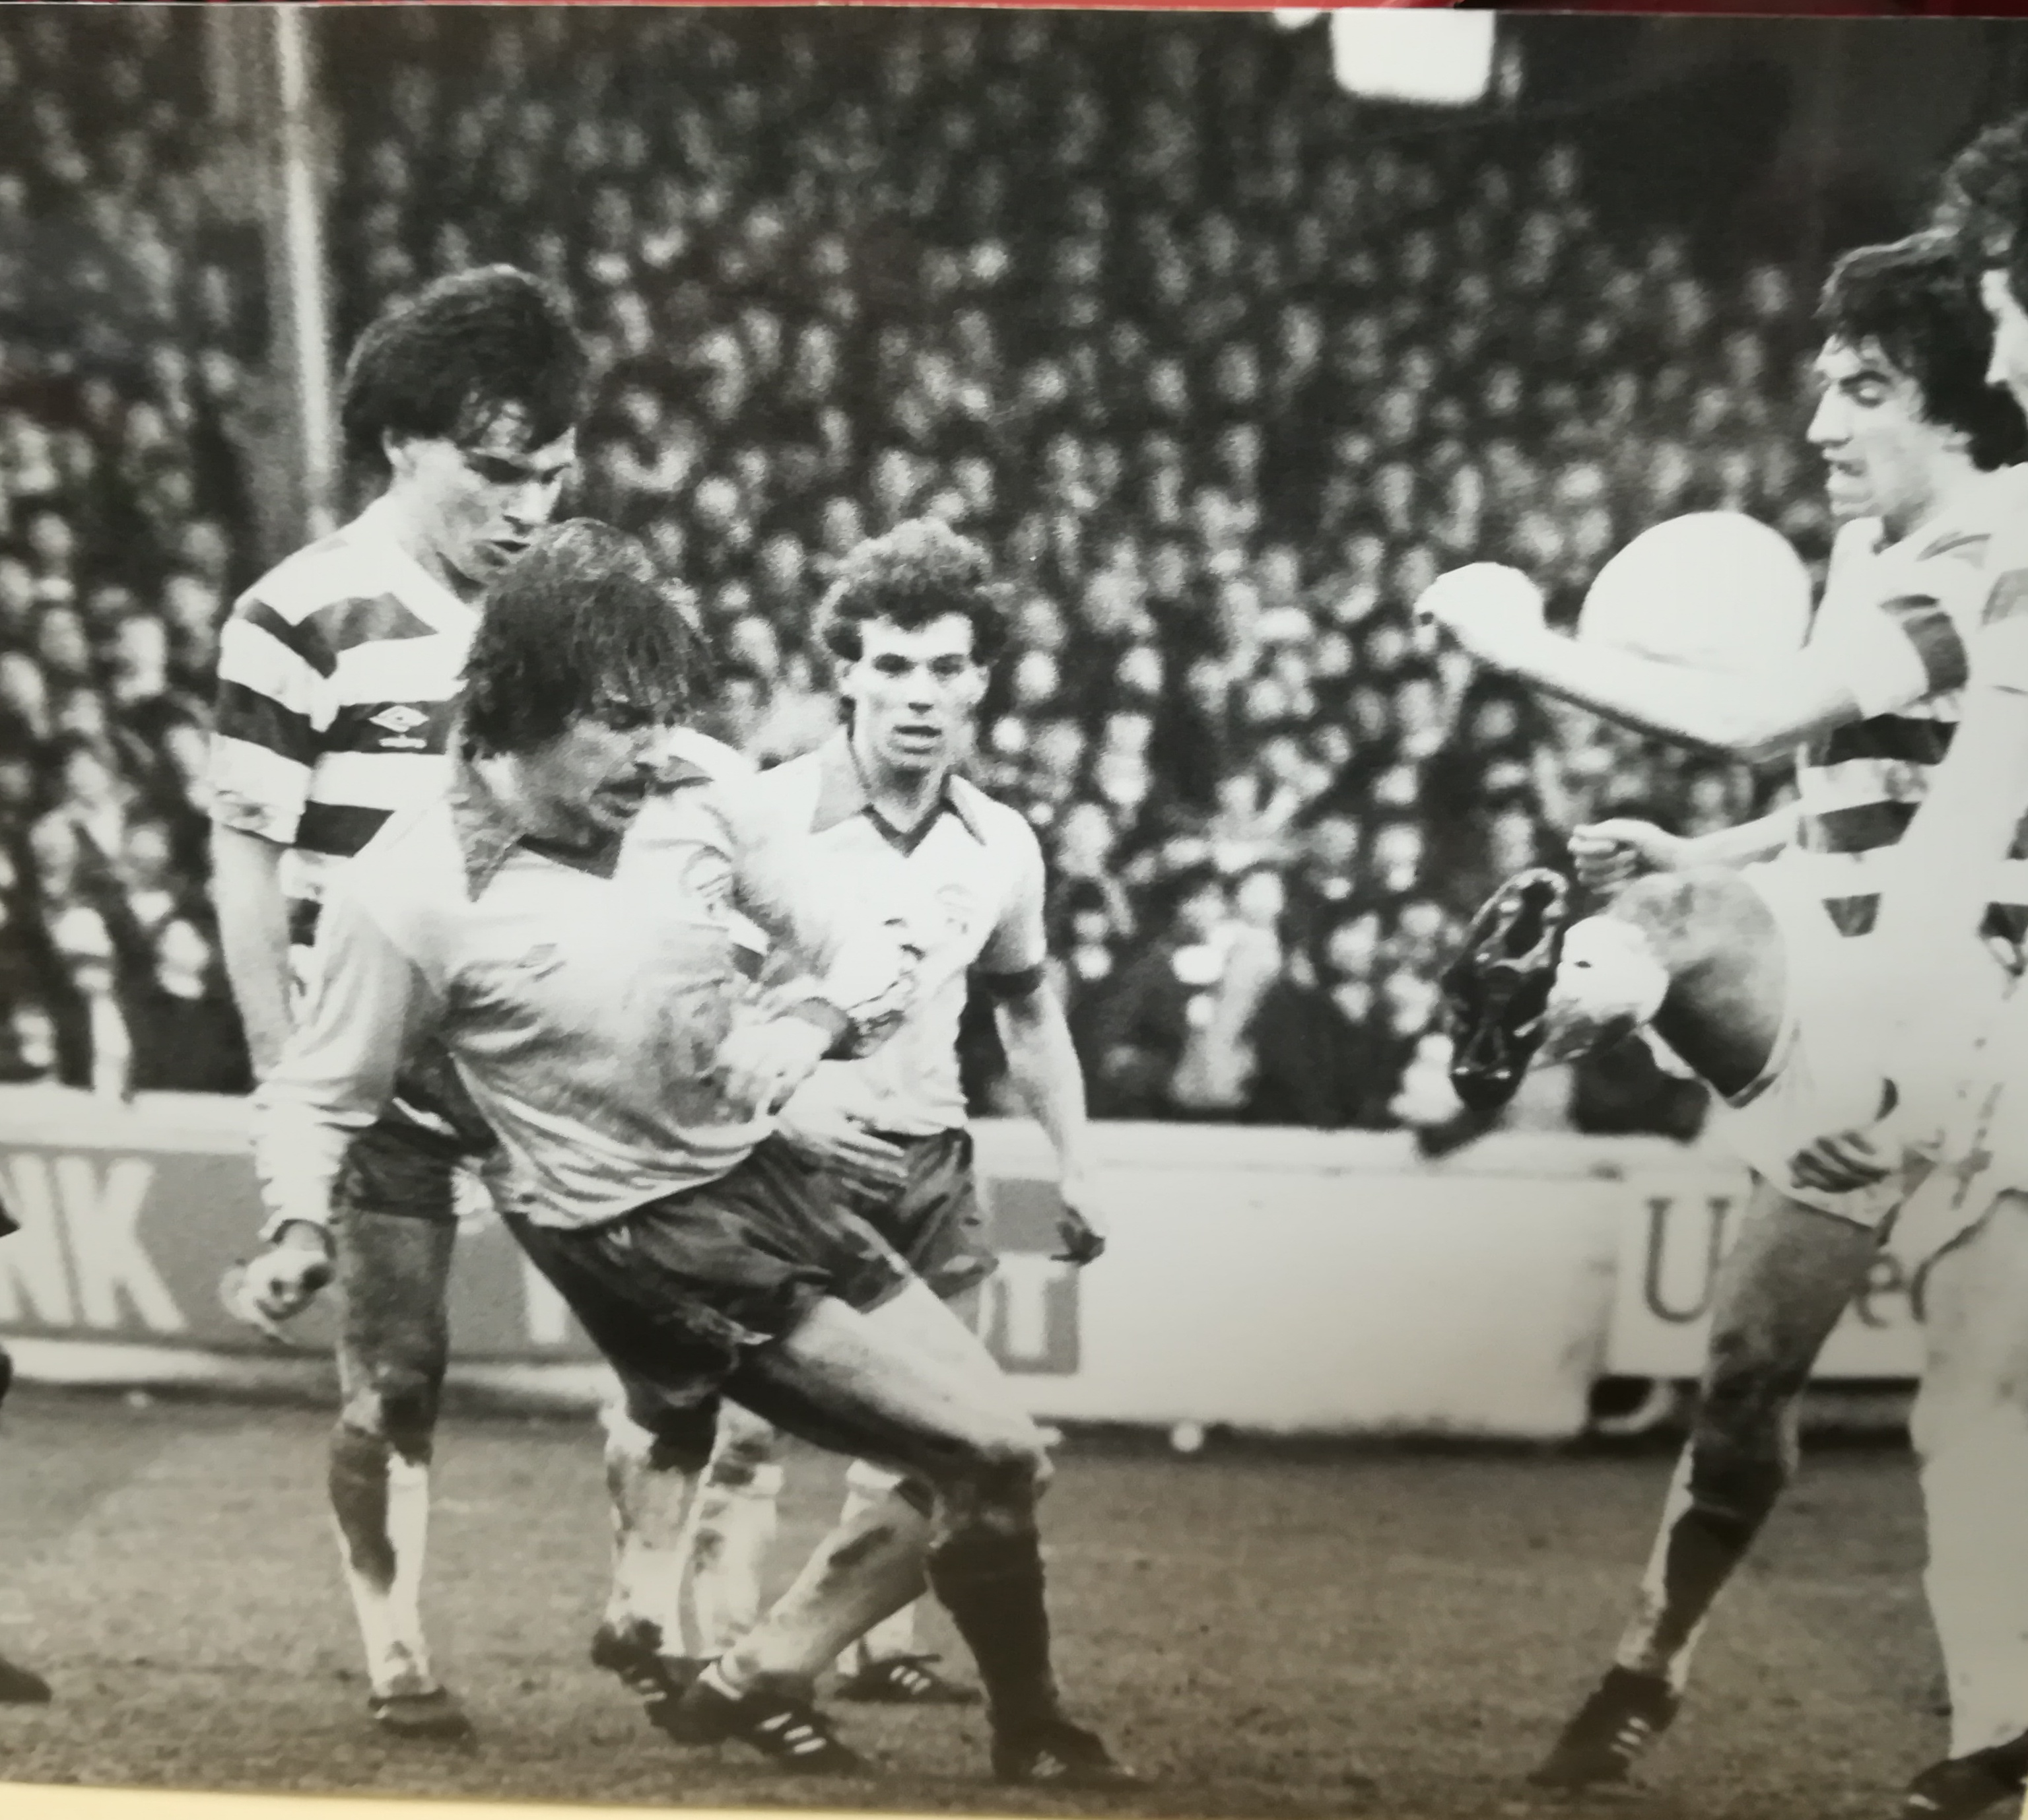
[
  {"xmin": 206, "ymin": 593, "xmax": 329, "ymax": 845},
  {"xmin": 1820, "ymin": 591, "xmax": 1970, "ymax": 720},
  {"xmin": 1975, "ymin": 561, "xmax": 2028, "ymax": 695}
]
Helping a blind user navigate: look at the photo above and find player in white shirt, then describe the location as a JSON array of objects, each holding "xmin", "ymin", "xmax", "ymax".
[
  {"xmin": 676, "ymin": 519, "xmax": 1108, "ymax": 1706},
  {"xmin": 1419, "ymin": 232, "xmax": 2028, "ymax": 1793},
  {"xmin": 1790, "ymin": 116, "xmax": 2028, "ymax": 1819}
]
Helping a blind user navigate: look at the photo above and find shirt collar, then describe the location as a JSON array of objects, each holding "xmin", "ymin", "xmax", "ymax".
[
  {"xmin": 809, "ymin": 729, "xmax": 987, "ymax": 844},
  {"xmin": 349, "ymin": 496, "xmax": 477, "ymax": 634},
  {"xmin": 448, "ymin": 752, "xmax": 527, "ymax": 900},
  {"xmin": 448, "ymin": 740, "xmax": 719, "ymax": 900}
]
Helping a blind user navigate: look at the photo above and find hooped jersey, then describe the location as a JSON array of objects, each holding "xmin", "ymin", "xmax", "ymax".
[{"xmin": 1783, "ymin": 466, "xmax": 2028, "ymax": 939}]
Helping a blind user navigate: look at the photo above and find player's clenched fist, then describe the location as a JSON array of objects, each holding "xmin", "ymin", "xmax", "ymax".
[
  {"xmin": 1569, "ymin": 819, "xmax": 1687, "ymax": 895},
  {"xmin": 1412, "ymin": 563, "xmax": 1547, "ymax": 669},
  {"xmin": 715, "ymin": 1015, "xmax": 835, "ymax": 1118},
  {"xmin": 232, "ymin": 1225, "xmax": 335, "ymax": 1328}
]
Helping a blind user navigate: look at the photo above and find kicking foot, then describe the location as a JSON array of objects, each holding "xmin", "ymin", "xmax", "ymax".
[
  {"xmin": 368, "ymin": 1685, "xmax": 475, "ymax": 1742},
  {"xmin": 1901, "ymin": 1733, "xmax": 2028, "ymax": 1819},
  {"xmin": 1536, "ymin": 917, "xmax": 1670, "ymax": 1067},
  {"xmin": 993, "ymin": 1714, "xmax": 1145, "ymax": 1789},
  {"xmin": 1442, "ymin": 868, "xmax": 1574, "ymax": 1112},
  {"xmin": 836, "ymin": 1653, "xmax": 980, "ymax": 1706},
  {"xmin": 0, "ymin": 1653, "xmax": 50, "ymax": 1703},
  {"xmin": 654, "ymin": 1671, "xmax": 870, "ymax": 1775},
  {"xmin": 591, "ymin": 1620, "xmax": 705, "ymax": 1710},
  {"xmin": 1528, "ymin": 1666, "xmax": 1678, "ymax": 1790}
]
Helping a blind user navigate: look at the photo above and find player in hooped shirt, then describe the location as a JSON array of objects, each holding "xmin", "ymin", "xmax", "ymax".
[
  {"xmin": 674, "ymin": 518, "xmax": 1110, "ymax": 1703},
  {"xmin": 1794, "ymin": 112, "xmax": 2028, "ymax": 1819},
  {"xmin": 1419, "ymin": 232, "xmax": 2028, "ymax": 1795},
  {"xmin": 208, "ymin": 269, "xmax": 715, "ymax": 1739}
]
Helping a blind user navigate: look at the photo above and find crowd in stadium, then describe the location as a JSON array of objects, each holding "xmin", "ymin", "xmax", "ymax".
[{"xmin": 2, "ymin": 9, "xmax": 1819, "ymax": 1131}]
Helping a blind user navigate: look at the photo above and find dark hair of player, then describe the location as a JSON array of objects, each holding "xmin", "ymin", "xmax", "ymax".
[
  {"xmin": 816, "ymin": 517, "xmax": 1009, "ymax": 668},
  {"xmin": 339, "ymin": 265, "xmax": 588, "ymax": 472},
  {"xmin": 460, "ymin": 520, "xmax": 712, "ymax": 757},
  {"xmin": 1932, "ymin": 112, "xmax": 2028, "ymax": 272},
  {"xmin": 1818, "ymin": 231, "xmax": 2027, "ymax": 471}
]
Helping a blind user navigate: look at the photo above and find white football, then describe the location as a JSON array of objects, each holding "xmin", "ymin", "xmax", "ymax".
[{"xmin": 1578, "ymin": 512, "xmax": 1811, "ymax": 671}]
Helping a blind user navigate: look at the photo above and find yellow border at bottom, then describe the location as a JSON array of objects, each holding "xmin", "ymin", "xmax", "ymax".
[{"xmin": 3, "ymin": 1795, "xmax": 904, "ymax": 1820}]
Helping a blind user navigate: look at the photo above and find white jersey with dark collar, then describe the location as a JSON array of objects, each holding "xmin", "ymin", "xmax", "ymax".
[{"xmin": 747, "ymin": 733, "xmax": 1046, "ymax": 1137}]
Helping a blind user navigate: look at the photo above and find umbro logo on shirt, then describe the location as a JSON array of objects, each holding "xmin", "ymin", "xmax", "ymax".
[{"xmin": 370, "ymin": 704, "xmax": 431, "ymax": 750}]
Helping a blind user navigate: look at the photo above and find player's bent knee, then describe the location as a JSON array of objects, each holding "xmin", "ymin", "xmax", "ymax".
[
  {"xmin": 1615, "ymin": 865, "xmax": 1759, "ymax": 968},
  {"xmin": 339, "ymin": 1359, "xmax": 443, "ymax": 1453}
]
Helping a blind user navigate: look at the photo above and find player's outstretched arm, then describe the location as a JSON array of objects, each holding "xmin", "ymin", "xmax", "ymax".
[{"xmin": 1417, "ymin": 565, "xmax": 1866, "ymax": 761}]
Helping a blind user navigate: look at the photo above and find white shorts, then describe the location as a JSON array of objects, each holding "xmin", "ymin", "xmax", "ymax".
[
  {"xmin": 1894, "ymin": 964, "xmax": 2028, "ymax": 1267},
  {"xmin": 1708, "ymin": 859, "xmax": 2010, "ymax": 1250}
]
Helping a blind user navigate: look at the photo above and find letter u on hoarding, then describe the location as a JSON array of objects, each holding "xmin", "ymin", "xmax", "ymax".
[{"xmin": 1642, "ymin": 1195, "xmax": 1734, "ymax": 1325}]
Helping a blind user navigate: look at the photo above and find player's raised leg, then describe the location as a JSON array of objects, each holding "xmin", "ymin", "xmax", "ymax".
[
  {"xmin": 327, "ymin": 1178, "xmax": 468, "ymax": 1739},
  {"xmin": 1452, "ymin": 863, "xmax": 1890, "ymax": 1785}
]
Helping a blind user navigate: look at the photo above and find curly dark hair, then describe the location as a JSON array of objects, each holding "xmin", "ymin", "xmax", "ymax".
[
  {"xmin": 339, "ymin": 266, "xmax": 588, "ymax": 473},
  {"xmin": 1818, "ymin": 230, "xmax": 2026, "ymax": 471},
  {"xmin": 1932, "ymin": 112, "xmax": 2028, "ymax": 270},
  {"xmin": 815, "ymin": 518, "xmax": 1009, "ymax": 668},
  {"xmin": 460, "ymin": 520, "xmax": 712, "ymax": 757}
]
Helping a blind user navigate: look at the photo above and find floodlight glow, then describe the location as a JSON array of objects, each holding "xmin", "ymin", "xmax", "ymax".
[{"xmin": 1329, "ymin": 10, "xmax": 1495, "ymax": 107}]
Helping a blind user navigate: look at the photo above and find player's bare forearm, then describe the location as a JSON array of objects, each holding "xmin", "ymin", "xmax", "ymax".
[
  {"xmin": 209, "ymin": 822, "xmax": 295, "ymax": 1079},
  {"xmin": 1680, "ymin": 807, "xmax": 1802, "ymax": 871},
  {"xmin": 1480, "ymin": 626, "xmax": 1856, "ymax": 763},
  {"xmin": 994, "ymin": 983, "xmax": 1091, "ymax": 1182}
]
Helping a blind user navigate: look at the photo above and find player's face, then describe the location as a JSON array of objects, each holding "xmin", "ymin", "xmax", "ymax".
[
  {"xmin": 841, "ymin": 613, "xmax": 985, "ymax": 780},
  {"xmin": 389, "ymin": 402, "xmax": 576, "ymax": 597},
  {"xmin": 1806, "ymin": 337, "xmax": 1951, "ymax": 532},
  {"xmin": 514, "ymin": 696, "xmax": 673, "ymax": 848},
  {"xmin": 1982, "ymin": 269, "xmax": 2028, "ymax": 415}
]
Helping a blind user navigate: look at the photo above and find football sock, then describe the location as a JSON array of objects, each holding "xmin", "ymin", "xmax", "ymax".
[
  {"xmin": 926, "ymin": 1524, "xmax": 1061, "ymax": 1736},
  {"xmin": 598, "ymin": 1403, "xmax": 700, "ymax": 1659},
  {"xmin": 329, "ymin": 1427, "xmax": 437, "ymax": 1698},
  {"xmin": 836, "ymin": 1461, "xmax": 920, "ymax": 1672},
  {"xmin": 684, "ymin": 1455, "xmax": 785, "ymax": 1659},
  {"xmin": 1613, "ymin": 1440, "xmax": 1784, "ymax": 1694},
  {"xmin": 716, "ymin": 1486, "xmax": 929, "ymax": 1696}
]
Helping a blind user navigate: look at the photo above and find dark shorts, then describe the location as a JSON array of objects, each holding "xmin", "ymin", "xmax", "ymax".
[
  {"xmin": 333, "ymin": 1038, "xmax": 498, "ymax": 1227},
  {"xmin": 838, "ymin": 1128, "xmax": 996, "ymax": 1300},
  {"xmin": 504, "ymin": 1135, "xmax": 911, "ymax": 1450}
]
